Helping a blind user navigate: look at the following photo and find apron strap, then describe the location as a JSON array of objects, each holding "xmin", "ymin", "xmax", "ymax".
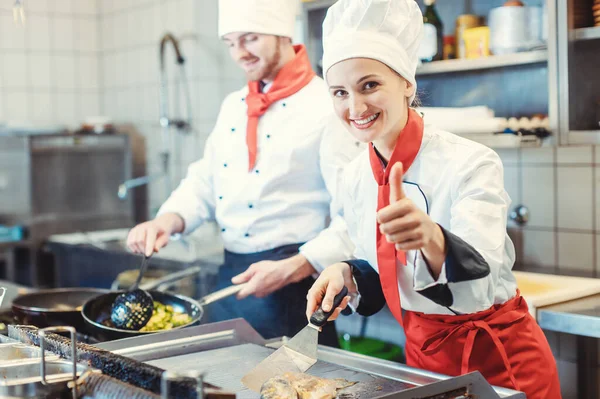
[{"xmin": 420, "ymin": 315, "xmax": 527, "ymax": 392}]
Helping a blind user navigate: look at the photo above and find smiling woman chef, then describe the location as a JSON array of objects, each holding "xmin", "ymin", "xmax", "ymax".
[
  {"xmin": 127, "ymin": 0, "xmax": 361, "ymax": 345},
  {"xmin": 306, "ymin": 0, "xmax": 562, "ymax": 398}
]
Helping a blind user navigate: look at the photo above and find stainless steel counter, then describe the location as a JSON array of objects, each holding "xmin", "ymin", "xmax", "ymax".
[
  {"xmin": 537, "ymin": 293, "xmax": 600, "ymax": 338},
  {"xmin": 97, "ymin": 319, "xmax": 525, "ymax": 399},
  {"xmin": 537, "ymin": 294, "xmax": 600, "ymax": 399}
]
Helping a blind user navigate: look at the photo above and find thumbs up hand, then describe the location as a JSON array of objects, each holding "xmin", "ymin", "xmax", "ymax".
[
  {"xmin": 389, "ymin": 162, "xmax": 406, "ymax": 203},
  {"xmin": 377, "ymin": 162, "xmax": 441, "ymax": 252}
]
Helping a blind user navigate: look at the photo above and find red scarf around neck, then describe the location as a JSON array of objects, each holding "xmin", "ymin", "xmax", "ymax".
[
  {"xmin": 368, "ymin": 108, "xmax": 424, "ymax": 325},
  {"xmin": 245, "ymin": 44, "xmax": 315, "ymax": 171}
]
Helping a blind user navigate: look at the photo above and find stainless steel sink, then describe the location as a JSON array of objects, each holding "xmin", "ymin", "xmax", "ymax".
[{"xmin": 0, "ymin": 359, "xmax": 90, "ymax": 397}]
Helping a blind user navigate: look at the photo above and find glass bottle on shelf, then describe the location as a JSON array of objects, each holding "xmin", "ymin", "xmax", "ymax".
[{"xmin": 419, "ymin": 0, "xmax": 443, "ymax": 62}]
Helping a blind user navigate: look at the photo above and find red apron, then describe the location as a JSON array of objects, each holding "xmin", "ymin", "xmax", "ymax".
[{"xmin": 403, "ymin": 294, "xmax": 562, "ymax": 399}]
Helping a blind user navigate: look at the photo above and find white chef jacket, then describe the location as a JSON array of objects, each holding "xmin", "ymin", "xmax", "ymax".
[
  {"xmin": 158, "ymin": 77, "xmax": 364, "ymax": 271},
  {"xmin": 340, "ymin": 122, "xmax": 518, "ymax": 315}
]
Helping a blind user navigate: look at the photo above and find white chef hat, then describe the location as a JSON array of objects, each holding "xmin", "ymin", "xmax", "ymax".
[
  {"xmin": 218, "ymin": 0, "xmax": 299, "ymax": 39},
  {"xmin": 322, "ymin": 0, "xmax": 423, "ymax": 104}
]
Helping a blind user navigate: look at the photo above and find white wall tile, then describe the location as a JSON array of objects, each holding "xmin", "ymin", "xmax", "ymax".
[
  {"xmin": 100, "ymin": 15, "xmax": 114, "ymax": 51},
  {"xmin": 125, "ymin": 50, "xmax": 140, "ymax": 86},
  {"xmin": 522, "ymin": 147, "xmax": 554, "ymax": 164},
  {"xmin": 596, "ymin": 234, "xmax": 600, "ymax": 277},
  {"xmin": 137, "ymin": 6, "xmax": 154, "ymax": 46},
  {"xmin": 558, "ymin": 232, "xmax": 594, "ymax": 276},
  {"xmin": 52, "ymin": 16, "xmax": 74, "ymax": 51},
  {"xmin": 53, "ymin": 0, "xmax": 74, "ymax": 14},
  {"xmin": 79, "ymin": 54, "xmax": 99, "ymax": 89},
  {"xmin": 557, "ymin": 146, "xmax": 593, "ymax": 164},
  {"xmin": 178, "ymin": 0, "xmax": 195, "ymax": 36},
  {"xmin": 25, "ymin": 0, "xmax": 50, "ymax": 13},
  {"xmin": 195, "ymin": 0, "xmax": 218, "ymax": 38},
  {"xmin": 55, "ymin": 92, "xmax": 77, "ymax": 125},
  {"xmin": 78, "ymin": 91, "xmax": 100, "ymax": 119},
  {"xmin": 114, "ymin": 52, "xmax": 127, "ymax": 87},
  {"xmin": 98, "ymin": 0, "xmax": 114, "ymax": 15},
  {"xmin": 151, "ymin": 2, "xmax": 166, "ymax": 41},
  {"xmin": 52, "ymin": 55, "xmax": 76, "ymax": 89},
  {"xmin": 29, "ymin": 53, "xmax": 52, "ymax": 88},
  {"xmin": 141, "ymin": 85, "xmax": 159, "ymax": 123},
  {"xmin": 102, "ymin": 52, "xmax": 116, "ymax": 88},
  {"xmin": 494, "ymin": 149, "xmax": 519, "ymax": 166},
  {"xmin": 521, "ymin": 230, "xmax": 556, "ymax": 268},
  {"xmin": 3, "ymin": 52, "xmax": 29, "ymax": 88},
  {"xmin": 112, "ymin": 13, "xmax": 127, "ymax": 49},
  {"xmin": 557, "ymin": 167, "xmax": 594, "ymax": 231},
  {"xmin": 30, "ymin": 91, "xmax": 54, "ymax": 123},
  {"xmin": 27, "ymin": 15, "xmax": 51, "ymax": 51},
  {"xmin": 522, "ymin": 166, "xmax": 555, "ymax": 228},
  {"xmin": 4, "ymin": 90, "xmax": 29, "ymax": 122},
  {"xmin": 164, "ymin": 0, "xmax": 180, "ymax": 35},
  {"xmin": 102, "ymin": 90, "xmax": 117, "ymax": 119},
  {"xmin": 0, "ymin": 14, "xmax": 27, "ymax": 50},
  {"xmin": 190, "ymin": 40, "xmax": 223, "ymax": 80},
  {"xmin": 0, "ymin": 92, "xmax": 4, "ymax": 121},
  {"xmin": 596, "ymin": 167, "xmax": 600, "ymax": 232},
  {"xmin": 72, "ymin": 0, "xmax": 97, "ymax": 15},
  {"xmin": 74, "ymin": 18, "xmax": 98, "ymax": 52}
]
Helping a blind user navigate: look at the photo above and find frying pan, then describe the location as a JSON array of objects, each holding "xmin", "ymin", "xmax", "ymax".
[
  {"xmin": 11, "ymin": 267, "xmax": 202, "ymax": 333},
  {"xmin": 81, "ymin": 284, "xmax": 245, "ymax": 341}
]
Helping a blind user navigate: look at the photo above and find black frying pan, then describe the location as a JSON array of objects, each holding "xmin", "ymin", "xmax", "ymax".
[
  {"xmin": 81, "ymin": 284, "xmax": 246, "ymax": 341},
  {"xmin": 12, "ymin": 288, "xmax": 110, "ymax": 332},
  {"xmin": 11, "ymin": 267, "xmax": 202, "ymax": 334}
]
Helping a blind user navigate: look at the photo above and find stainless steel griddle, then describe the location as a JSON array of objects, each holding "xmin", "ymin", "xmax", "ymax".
[{"xmin": 96, "ymin": 319, "xmax": 526, "ymax": 399}]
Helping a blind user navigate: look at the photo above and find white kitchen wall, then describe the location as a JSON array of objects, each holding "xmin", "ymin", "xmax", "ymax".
[
  {"xmin": 499, "ymin": 145, "xmax": 600, "ymax": 399},
  {"xmin": 0, "ymin": 0, "xmax": 100, "ymax": 126},
  {"xmin": 98, "ymin": 0, "xmax": 245, "ymax": 214}
]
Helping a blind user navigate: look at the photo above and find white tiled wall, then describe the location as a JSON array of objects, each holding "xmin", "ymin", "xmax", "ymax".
[
  {"xmin": 0, "ymin": 0, "xmax": 101, "ymax": 126},
  {"xmin": 505, "ymin": 146, "xmax": 600, "ymax": 278},
  {"xmin": 502, "ymin": 145, "xmax": 600, "ymax": 398},
  {"xmin": 98, "ymin": 0, "xmax": 244, "ymax": 214}
]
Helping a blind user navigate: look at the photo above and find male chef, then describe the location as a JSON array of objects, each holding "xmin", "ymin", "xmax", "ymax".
[{"xmin": 126, "ymin": 0, "xmax": 362, "ymax": 346}]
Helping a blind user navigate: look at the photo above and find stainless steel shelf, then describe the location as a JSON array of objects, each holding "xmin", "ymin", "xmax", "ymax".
[
  {"xmin": 302, "ymin": 0, "xmax": 336, "ymax": 12},
  {"xmin": 574, "ymin": 26, "xmax": 600, "ymax": 41},
  {"xmin": 416, "ymin": 51, "xmax": 548, "ymax": 76}
]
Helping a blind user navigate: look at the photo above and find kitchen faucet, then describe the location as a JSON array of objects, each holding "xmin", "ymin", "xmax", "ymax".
[{"xmin": 118, "ymin": 32, "xmax": 195, "ymax": 202}]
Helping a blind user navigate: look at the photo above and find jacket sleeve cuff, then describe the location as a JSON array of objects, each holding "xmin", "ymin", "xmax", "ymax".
[
  {"xmin": 342, "ymin": 259, "xmax": 386, "ymax": 317},
  {"xmin": 299, "ymin": 232, "xmax": 354, "ymax": 273},
  {"xmin": 156, "ymin": 204, "xmax": 203, "ymax": 236}
]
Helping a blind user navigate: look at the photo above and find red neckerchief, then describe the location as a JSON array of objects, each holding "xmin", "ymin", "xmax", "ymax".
[
  {"xmin": 245, "ymin": 45, "xmax": 315, "ymax": 171},
  {"xmin": 368, "ymin": 108, "xmax": 424, "ymax": 325}
]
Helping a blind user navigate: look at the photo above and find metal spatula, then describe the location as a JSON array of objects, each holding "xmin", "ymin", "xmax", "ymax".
[
  {"xmin": 111, "ymin": 255, "xmax": 154, "ymax": 330},
  {"xmin": 241, "ymin": 286, "xmax": 348, "ymax": 392}
]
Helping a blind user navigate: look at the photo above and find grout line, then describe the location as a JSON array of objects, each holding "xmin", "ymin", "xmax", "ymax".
[
  {"xmin": 553, "ymin": 146, "xmax": 559, "ymax": 275},
  {"xmin": 593, "ymin": 146, "xmax": 597, "ymax": 278}
]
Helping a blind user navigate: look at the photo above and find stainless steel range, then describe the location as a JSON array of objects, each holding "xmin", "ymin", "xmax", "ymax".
[{"xmin": 96, "ymin": 319, "xmax": 526, "ymax": 399}]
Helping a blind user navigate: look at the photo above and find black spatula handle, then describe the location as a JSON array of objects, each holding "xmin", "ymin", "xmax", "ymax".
[{"xmin": 310, "ymin": 286, "xmax": 349, "ymax": 327}]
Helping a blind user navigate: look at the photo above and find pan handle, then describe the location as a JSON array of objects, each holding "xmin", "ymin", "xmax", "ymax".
[
  {"xmin": 161, "ymin": 369, "xmax": 205, "ymax": 399},
  {"xmin": 39, "ymin": 326, "xmax": 78, "ymax": 399},
  {"xmin": 197, "ymin": 283, "xmax": 247, "ymax": 306}
]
